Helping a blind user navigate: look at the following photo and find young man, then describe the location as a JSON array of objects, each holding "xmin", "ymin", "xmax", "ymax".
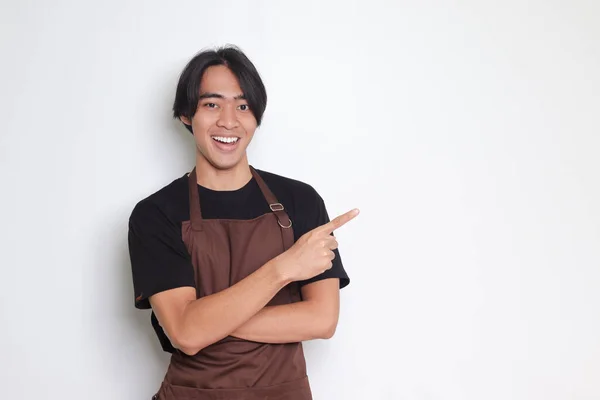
[{"xmin": 128, "ymin": 45, "xmax": 359, "ymax": 400}]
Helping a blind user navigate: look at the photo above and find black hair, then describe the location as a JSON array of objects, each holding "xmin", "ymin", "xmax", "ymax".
[{"xmin": 172, "ymin": 45, "xmax": 267, "ymax": 133}]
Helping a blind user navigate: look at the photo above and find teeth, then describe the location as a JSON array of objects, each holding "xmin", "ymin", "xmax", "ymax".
[{"xmin": 212, "ymin": 136, "xmax": 239, "ymax": 144}]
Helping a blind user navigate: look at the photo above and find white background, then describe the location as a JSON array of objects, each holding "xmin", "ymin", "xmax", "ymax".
[{"xmin": 1, "ymin": 1, "xmax": 599, "ymax": 399}]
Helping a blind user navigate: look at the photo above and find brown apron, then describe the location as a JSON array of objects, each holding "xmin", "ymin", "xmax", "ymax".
[{"xmin": 154, "ymin": 166, "xmax": 313, "ymax": 400}]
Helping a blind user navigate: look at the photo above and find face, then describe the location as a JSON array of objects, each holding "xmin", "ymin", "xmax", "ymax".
[{"xmin": 181, "ymin": 65, "xmax": 258, "ymax": 171}]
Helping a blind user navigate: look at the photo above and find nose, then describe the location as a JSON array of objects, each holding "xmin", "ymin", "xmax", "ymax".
[{"xmin": 216, "ymin": 104, "xmax": 239, "ymax": 130}]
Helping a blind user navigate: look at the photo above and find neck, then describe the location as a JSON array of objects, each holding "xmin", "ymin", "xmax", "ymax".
[{"xmin": 194, "ymin": 154, "xmax": 252, "ymax": 191}]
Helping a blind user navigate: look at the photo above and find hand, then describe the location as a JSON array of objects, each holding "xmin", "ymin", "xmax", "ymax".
[{"xmin": 275, "ymin": 208, "xmax": 360, "ymax": 282}]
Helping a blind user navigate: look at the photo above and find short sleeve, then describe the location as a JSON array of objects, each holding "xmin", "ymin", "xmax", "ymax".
[
  {"xmin": 128, "ymin": 199, "xmax": 195, "ymax": 309},
  {"xmin": 297, "ymin": 191, "xmax": 350, "ymax": 289}
]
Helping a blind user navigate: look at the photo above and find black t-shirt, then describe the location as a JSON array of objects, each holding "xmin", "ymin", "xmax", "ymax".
[{"xmin": 128, "ymin": 167, "xmax": 350, "ymax": 352}]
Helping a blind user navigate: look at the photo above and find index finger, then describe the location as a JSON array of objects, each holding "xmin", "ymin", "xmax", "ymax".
[{"xmin": 316, "ymin": 208, "xmax": 360, "ymax": 235}]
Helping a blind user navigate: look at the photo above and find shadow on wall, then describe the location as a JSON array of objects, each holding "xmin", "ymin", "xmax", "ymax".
[{"xmin": 85, "ymin": 208, "xmax": 171, "ymax": 391}]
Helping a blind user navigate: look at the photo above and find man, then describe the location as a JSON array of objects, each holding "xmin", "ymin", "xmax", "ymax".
[{"xmin": 128, "ymin": 45, "xmax": 359, "ymax": 400}]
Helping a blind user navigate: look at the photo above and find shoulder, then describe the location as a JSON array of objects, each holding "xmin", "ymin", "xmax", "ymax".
[
  {"xmin": 253, "ymin": 168, "xmax": 323, "ymax": 206},
  {"xmin": 129, "ymin": 173, "xmax": 189, "ymax": 227},
  {"xmin": 253, "ymin": 168, "xmax": 328, "ymax": 236}
]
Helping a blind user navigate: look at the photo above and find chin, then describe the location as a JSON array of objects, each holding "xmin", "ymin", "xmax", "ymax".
[{"xmin": 208, "ymin": 156, "xmax": 245, "ymax": 171}]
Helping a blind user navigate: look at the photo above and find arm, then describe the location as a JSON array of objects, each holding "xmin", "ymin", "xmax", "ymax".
[
  {"xmin": 128, "ymin": 199, "xmax": 303, "ymax": 356},
  {"xmin": 230, "ymin": 278, "xmax": 341, "ymax": 343},
  {"xmin": 150, "ymin": 209, "xmax": 357, "ymax": 355},
  {"xmin": 149, "ymin": 259, "xmax": 290, "ymax": 356}
]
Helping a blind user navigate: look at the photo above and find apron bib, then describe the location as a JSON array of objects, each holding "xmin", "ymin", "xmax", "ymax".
[{"xmin": 155, "ymin": 166, "xmax": 312, "ymax": 400}]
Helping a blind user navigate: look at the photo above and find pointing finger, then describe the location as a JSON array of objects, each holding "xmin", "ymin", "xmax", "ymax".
[{"xmin": 317, "ymin": 208, "xmax": 360, "ymax": 235}]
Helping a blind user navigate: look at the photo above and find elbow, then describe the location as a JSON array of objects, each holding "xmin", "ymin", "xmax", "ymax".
[
  {"xmin": 316, "ymin": 319, "xmax": 338, "ymax": 340},
  {"xmin": 321, "ymin": 323, "xmax": 337, "ymax": 339},
  {"xmin": 170, "ymin": 333, "xmax": 208, "ymax": 356},
  {"xmin": 176, "ymin": 343, "xmax": 203, "ymax": 356}
]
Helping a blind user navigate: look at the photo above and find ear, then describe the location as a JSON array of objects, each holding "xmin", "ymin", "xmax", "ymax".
[{"xmin": 180, "ymin": 115, "xmax": 191, "ymax": 125}]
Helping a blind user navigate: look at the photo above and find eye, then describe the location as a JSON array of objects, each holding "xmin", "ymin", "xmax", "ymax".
[
  {"xmin": 204, "ymin": 102, "xmax": 218, "ymax": 109},
  {"xmin": 238, "ymin": 104, "xmax": 249, "ymax": 111}
]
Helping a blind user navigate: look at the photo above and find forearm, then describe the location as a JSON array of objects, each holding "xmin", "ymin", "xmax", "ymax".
[
  {"xmin": 230, "ymin": 299, "xmax": 336, "ymax": 343},
  {"xmin": 177, "ymin": 259, "xmax": 290, "ymax": 353}
]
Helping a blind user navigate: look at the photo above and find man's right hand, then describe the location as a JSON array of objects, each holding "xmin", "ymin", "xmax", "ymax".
[{"xmin": 275, "ymin": 208, "xmax": 360, "ymax": 282}]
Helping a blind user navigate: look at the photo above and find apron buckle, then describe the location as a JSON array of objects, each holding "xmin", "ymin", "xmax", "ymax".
[{"xmin": 269, "ymin": 203, "xmax": 285, "ymax": 211}]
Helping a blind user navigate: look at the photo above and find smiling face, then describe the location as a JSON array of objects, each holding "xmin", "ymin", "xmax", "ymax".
[{"xmin": 181, "ymin": 65, "xmax": 258, "ymax": 171}]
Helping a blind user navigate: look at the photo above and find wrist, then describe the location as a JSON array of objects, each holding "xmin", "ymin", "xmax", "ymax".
[{"xmin": 267, "ymin": 256, "xmax": 293, "ymax": 287}]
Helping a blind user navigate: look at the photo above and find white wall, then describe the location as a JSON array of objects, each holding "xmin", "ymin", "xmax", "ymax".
[{"xmin": 1, "ymin": 1, "xmax": 599, "ymax": 399}]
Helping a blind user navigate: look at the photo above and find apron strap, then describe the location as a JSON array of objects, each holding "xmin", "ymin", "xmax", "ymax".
[
  {"xmin": 188, "ymin": 165, "xmax": 294, "ymax": 250},
  {"xmin": 250, "ymin": 166, "xmax": 295, "ymax": 251},
  {"xmin": 188, "ymin": 168, "xmax": 203, "ymax": 231}
]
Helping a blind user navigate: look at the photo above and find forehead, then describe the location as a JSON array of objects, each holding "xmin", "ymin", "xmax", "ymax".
[{"xmin": 199, "ymin": 65, "xmax": 243, "ymax": 96}]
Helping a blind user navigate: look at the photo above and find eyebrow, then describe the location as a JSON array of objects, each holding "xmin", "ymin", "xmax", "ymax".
[{"xmin": 198, "ymin": 92, "xmax": 246, "ymax": 100}]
